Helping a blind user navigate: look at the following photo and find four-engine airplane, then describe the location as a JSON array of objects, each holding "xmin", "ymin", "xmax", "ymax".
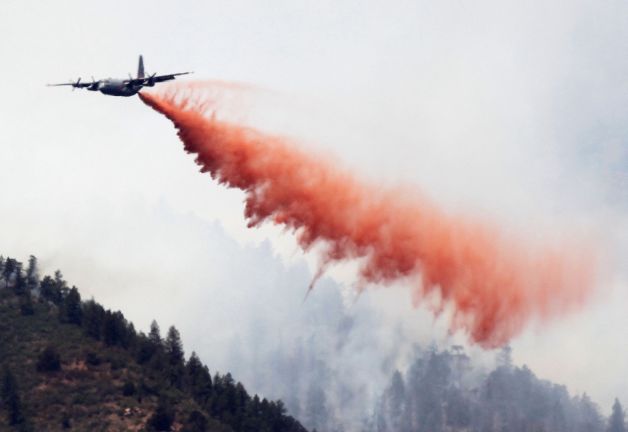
[{"xmin": 47, "ymin": 55, "xmax": 191, "ymax": 97}]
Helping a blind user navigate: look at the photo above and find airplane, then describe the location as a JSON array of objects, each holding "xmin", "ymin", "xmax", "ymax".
[{"xmin": 47, "ymin": 55, "xmax": 191, "ymax": 97}]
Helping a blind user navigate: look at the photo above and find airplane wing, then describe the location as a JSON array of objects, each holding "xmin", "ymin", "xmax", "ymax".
[
  {"xmin": 47, "ymin": 81, "xmax": 92, "ymax": 88},
  {"xmin": 124, "ymin": 72, "xmax": 193, "ymax": 87},
  {"xmin": 150, "ymin": 71, "xmax": 193, "ymax": 83},
  {"xmin": 47, "ymin": 78, "xmax": 95, "ymax": 89}
]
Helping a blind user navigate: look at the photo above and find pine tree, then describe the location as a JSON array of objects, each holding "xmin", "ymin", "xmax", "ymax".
[
  {"xmin": 386, "ymin": 370, "xmax": 407, "ymax": 431},
  {"xmin": 1, "ymin": 367, "xmax": 25, "ymax": 426},
  {"xmin": 608, "ymin": 399, "xmax": 626, "ymax": 432},
  {"xmin": 60, "ymin": 286, "xmax": 82, "ymax": 325},
  {"xmin": 183, "ymin": 410, "xmax": 208, "ymax": 432},
  {"xmin": 2, "ymin": 258, "xmax": 16, "ymax": 288},
  {"xmin": 147, "ymin": 396, "xmax": 175, "ymax": 431},
  {"xmin": 136, "ymin": 333, "xmax": 157, "ymax": 364},
  {"xmin": 25, "ymin": 255, "xmax": 38, "ymax": 291},
  {"xmin": 13, "ymin": 262, "xmax": 26, "ymax": 296},
  {"xmin": 103, "ymin": 310, "xmax": 128, "ymax": 347},
  {"xmin": 146, "ymin": 320, "xmax": 167, "ymax": 375},
  {"xmin": 36, "ymin": 345, "xmax": 61, "ymax": 372},
  {"xmin": 578, "ymin": 393, "xmax": 605, "ymax": 432},
  {"xmin": 126, "ymin": 322, "xmax": 138, "ymax": 349},
  {"xmin": 19, "ymin": 291, "xmax": 35, "ymax": 316},
  {"xmin": 149, "ymin": 320, "xmax": 162, "ymax": 346},
  {"xmin": 40, "ymin": 275, "xmax": 62, "ymax": 305},
  {"xmin": 54, "ymin": 270, "xmax": 69, "ymax": 299},
  {"xmin": 185, "ymin": 352, "xmax": 213, "ymax": 403},
  {"xmin": 82, "ymin": 299, "xmax": 105, "ymax": 340},
  {"xmin": 165, "ymin": 326, "xmax": 184, "ymax": 367},
  {"xmin": 165, "ymin": 326, "xmax": 185, "ymax": 388}
]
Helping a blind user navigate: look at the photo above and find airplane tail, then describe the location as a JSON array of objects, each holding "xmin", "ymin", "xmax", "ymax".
[{"xmin": 137, "ymin": 55, "xmax": 145, "ymax": 79}]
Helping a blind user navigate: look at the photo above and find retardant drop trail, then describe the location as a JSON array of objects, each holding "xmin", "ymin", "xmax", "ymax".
[{"xmin": 139, "ymin": 86, "xmax": 595, "ymax": 348}]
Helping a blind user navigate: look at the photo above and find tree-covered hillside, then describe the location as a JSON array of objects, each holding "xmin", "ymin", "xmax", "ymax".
[
  {"xmin": 371, "ymin": 346, "xmax": 626, "ymax": 432},
  {"xmin": 1, "ymin": 253, "xmax": 626, "ymax": 432},
  {"xmin": 0, "ymin": 255, "xmax": 307, "ymax": 432}
]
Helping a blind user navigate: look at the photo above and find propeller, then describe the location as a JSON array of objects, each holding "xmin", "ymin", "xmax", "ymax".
[
  {"xmin": 71, "ymin": 77, "xmax": 81, "ymax": 91},
  {"xmin": 88, "ymin": 76, "xmax": 99, "ymax": 91},
  {"xmin": 145, "ymin": 72, "xmax": 157, "ymax": 87}
]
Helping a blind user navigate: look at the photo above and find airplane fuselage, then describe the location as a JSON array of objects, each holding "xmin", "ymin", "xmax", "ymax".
[{"xmin": 95, "ymin": 79, "xmax": 142, "ymax": 97}]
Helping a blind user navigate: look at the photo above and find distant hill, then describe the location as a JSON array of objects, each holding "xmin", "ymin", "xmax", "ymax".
[
  {"xmin": 370, "ymin": 346, "xmax": 614, "ymax": 432},
  {"xmin": 0, "ymin": 255, "xmax": 307, "ymax": 432}
]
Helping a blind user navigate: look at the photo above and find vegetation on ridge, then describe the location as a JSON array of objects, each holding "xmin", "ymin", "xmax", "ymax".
[{"xmin": 0, "ymin": 254, "xmax": 307, "ymax": 432}]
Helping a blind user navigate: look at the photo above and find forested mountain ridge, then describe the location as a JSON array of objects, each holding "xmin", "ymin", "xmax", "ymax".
[
  {"xmin": 370, "ymin": 345, "xmax": 626, "ymax": 432},
  {"xmin": 1, "ymin": 253, "xmax": 626, "ymax": 432},
  {"xmin": 0, "ymin": 255, "xmax": 307, "ymax": 432}
]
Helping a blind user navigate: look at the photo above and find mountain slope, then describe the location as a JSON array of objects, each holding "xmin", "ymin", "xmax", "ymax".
[{"xmin": 0, "ymin": 255, "xmax": 307, "ymax": 432}]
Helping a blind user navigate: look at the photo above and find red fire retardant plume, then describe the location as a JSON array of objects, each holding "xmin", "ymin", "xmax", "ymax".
[{"xmin": 139, "ymin": 88, "xmax": 594, "ymax": 348}]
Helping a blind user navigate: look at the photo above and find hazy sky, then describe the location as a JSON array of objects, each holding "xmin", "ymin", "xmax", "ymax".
[{"xmin": 1, "ymin": 0, "xmax": 627, "ymax": 418}]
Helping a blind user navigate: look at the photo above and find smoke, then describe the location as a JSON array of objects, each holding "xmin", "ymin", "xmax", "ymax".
[{"xmin": 139, "ymin": 85, "xmax": 595, "ymax": 348}]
